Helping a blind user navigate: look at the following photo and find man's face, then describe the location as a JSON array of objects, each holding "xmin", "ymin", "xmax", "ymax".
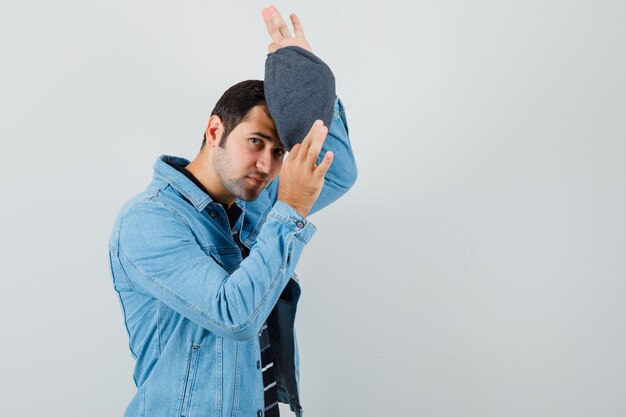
[{"xmin": 214, "ymin": 105, "xmax": 286, "ymax": 202}]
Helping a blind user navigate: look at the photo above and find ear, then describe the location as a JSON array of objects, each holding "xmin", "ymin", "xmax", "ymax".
[{"xmin": 204, "ymin": 115, "xmax": 224, "ymax": 148}]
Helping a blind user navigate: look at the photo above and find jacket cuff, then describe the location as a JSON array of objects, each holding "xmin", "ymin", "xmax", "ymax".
[{"xmin": 269, "ymin": 200, "xmax": 317, "ymax": 243}]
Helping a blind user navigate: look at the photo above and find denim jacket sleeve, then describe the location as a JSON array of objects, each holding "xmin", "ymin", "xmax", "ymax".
[
  {"xmin": 263, "ymin": 97, "xmax": 357, "ymax": 215},
  {"xmin": 113, "ymin": 199, "xmax": 315, "ymax": 341}
]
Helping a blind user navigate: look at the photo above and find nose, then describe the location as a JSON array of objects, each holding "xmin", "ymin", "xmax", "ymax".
[{"xmin": 256, "ymin": 150, "xmax": 273, "ymax": 174}]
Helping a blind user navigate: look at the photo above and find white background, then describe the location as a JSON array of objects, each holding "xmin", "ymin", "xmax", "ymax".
[{"xmin": 1, "ymin": 0, "xmax": 625, "ymax": 416}]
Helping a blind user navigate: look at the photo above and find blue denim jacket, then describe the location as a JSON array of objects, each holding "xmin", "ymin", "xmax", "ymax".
[{"xmin": 108, "ymin": 99, "xmax": 357, "ymax": 417}]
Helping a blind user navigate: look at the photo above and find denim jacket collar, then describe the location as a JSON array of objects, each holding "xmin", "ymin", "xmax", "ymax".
[
  {"xmin": 153, "ymin": 155, "xmax": 272, "ymax": 240},
  {"xmin": 153, "ymin": 154, "xmax": 244, "ymax": 213}
]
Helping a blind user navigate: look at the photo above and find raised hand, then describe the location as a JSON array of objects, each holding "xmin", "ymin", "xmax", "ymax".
[
  {"xmin": 277, "ymin": 120, "xmax": 334, "ymax": 218},
  {"xmin": 261, "ymin": 5, "xmax": 313, "ymax": 54}
]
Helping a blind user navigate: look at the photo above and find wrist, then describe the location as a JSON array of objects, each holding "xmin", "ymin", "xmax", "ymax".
[{"xmin": 277, "ymin": 199, "xmax": 309, "ymax": 218}]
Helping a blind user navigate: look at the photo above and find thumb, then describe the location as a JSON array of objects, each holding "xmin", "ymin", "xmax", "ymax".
[{"xmin": 268, "ymin": 42, "xmax": 280, "ymax": 53}]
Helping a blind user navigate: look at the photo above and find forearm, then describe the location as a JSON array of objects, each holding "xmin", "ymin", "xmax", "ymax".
[
  {"xmin": 309, "ymin": 98, "xmax": 358, "ymax": 214},
  {"xmin": 114, "ymin": 200, "xmax": 314, "ymax": 341}
]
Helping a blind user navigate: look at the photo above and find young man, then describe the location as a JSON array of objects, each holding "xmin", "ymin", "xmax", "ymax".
[{"xmin": 108, "ymin": 6, "xmax": 357, "ymax": 417}]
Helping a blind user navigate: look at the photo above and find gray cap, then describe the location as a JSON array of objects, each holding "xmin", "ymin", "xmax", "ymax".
[{"xmin": 264, "ymin": 46, "xmax": 336, "ymax": 150}]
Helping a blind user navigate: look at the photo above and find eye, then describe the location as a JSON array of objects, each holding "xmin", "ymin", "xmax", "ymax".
[
  {"xmin": 274, "ymin": 148, "xmax": 286, "ymax": 158},
  {"xmin": 249, "ymin": 138, "xmax": 262, "ymax": 146}
]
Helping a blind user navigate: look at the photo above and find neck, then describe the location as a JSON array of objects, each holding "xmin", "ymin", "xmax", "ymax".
[{"xmin": 186, "ymin": 151, "xmax": 236, "ymax": 207}]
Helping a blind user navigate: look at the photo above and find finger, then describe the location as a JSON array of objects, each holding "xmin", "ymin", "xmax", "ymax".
[
  {"xmin": 305, "ymin": 125, "xmax": 328, "ymax": 165},
  {"xmin": 267, "ymin": 42, "xmax": 280, "ymax": 53},
  {"xmin": 262, "ymin": 7, "xmax": 283, "ymax": 43},
  {"xmin": 288, "ymin": 143, "xmax": 301, "ymax": 160},
  {"xmin": 314, "ymin": 151, "xmax": 334, "ymax": 177},
  {"xmin": 269, "ymin": 5, "xmax": 293, "ymax": 39},
  {"xmin": 298, "ymin": 120, "xmax": 323, "ymax": 161},
  {"xmin": 290, "ymin": 14, "xmax": 305, "ymax": 38}
]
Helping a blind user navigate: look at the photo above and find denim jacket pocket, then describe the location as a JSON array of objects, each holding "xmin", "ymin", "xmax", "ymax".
[{"xmin": 179, "ymin": 345, "xmax": 201, "ymax": 417}]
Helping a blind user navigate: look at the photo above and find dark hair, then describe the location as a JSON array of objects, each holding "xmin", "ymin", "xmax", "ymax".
[{"xmin": 202, "ymin": 80, "xmax": 269, "ymax": 148}]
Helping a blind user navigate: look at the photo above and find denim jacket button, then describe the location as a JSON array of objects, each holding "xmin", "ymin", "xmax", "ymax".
[
  {"xmin": 256, "ymin": 360, "xmax": 261, "ymax": 370},
  {"xmin": 257, "ymin": 409, "xmax": 263, "ymax": 417},
  {"xmin": 209, "ymin": 211, "xmax": 217, "ymax": 218},
  {"xmin": 295, "ymin": 220, "xmax": 305, "ymax": 229}
]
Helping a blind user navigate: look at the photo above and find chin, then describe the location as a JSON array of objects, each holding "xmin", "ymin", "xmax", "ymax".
[
  {"xmin": 240, "ymin": 193, "xmax": 263, "ymax": 202},
  {"xmin": 235, "ymin": 187, "xmax": 264, "ymax": 202}
]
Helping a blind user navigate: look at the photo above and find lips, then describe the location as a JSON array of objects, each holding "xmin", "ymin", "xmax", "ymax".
[{"xmin": 247, "ymin": 176, "xmax": 265, "ymax": 186}]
